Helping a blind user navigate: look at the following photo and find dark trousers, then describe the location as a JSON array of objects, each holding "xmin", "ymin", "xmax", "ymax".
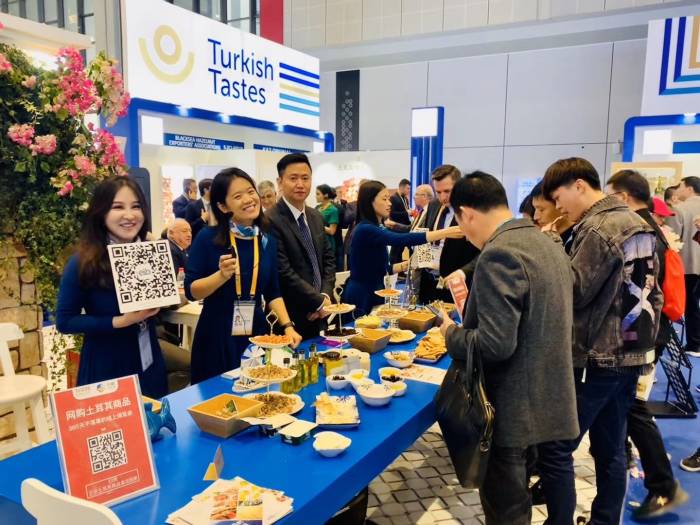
[
  {"xmin": 628, "ymin": 398, "xmax": 676, "ymax": 498},
  {"xmin": 418, "ymin": 271, "xmax": 452, "ymax": 304},
  {"xmin": 538, "ymin": 368, "xmax": 638, "ymax": 525},
  {"xmin": 480, "ymin": 446, "xmax": 532, "ymax": 525},
  {"xmin": 684, "ymin": 274, "xmax": 700, "ymax": 350}
]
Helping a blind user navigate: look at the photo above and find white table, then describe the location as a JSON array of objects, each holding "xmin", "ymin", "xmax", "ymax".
[{"xmin": 160, "ymin": 301, "xmax": 202, "ymax": 350}]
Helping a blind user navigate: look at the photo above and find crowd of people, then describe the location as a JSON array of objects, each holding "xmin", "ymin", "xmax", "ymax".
[{"xmin": 54, "ymin": 152, "xmax": 700, "ymax": 525}]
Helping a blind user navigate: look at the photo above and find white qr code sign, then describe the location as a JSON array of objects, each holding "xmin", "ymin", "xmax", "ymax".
[
  {"xmin": 88, "ymin": 430, "xmax": 128, "ymax": 474},
  {"xmin": 108, "ymin": 240, "xmax": 181, "ymax": 313}
]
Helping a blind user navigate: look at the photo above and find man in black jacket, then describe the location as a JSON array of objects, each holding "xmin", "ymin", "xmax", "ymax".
[
  {"xmin": 185, "ymin": 178, "xmax": 213, "ymax": 239},
  {"xmin": 267, "ymin": 153, "xmax": 335, "ymax": 339},
  {"xmin": 605, "ymin": 170, "xmax": 688, "ymax": 519},
  {"xmin": 419, "ymin": 165, "xmax": 480, "ymax": 302},
  {"xmin": 167, "ymin": 219, "xmax": 192, "ymax": 272},
  {"xmin": 440, "ymin": 172, "xmax": 578, "ymax": 525},
  {"xmin": 172, "ymin": 178, "xmax": 196, "ymax": 219},
  {"xmin": 389, "ymin": 178, "xmax": 411, "ymax": 265}
]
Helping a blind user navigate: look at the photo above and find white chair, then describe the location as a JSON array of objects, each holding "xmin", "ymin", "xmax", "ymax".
[
  {"xmin": 21, "ymin": 478, "xmax": 122, "ymax": 525},
  {"xmin": 0, "ymin": 323, "xmax": 50, "ymax": 452}
]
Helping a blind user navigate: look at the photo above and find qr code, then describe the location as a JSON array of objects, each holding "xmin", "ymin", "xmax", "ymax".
[
  {"xmin": 108, "ymin": 240, "xmax": 177, "ymax": 306},
  {"xmin": 87, "ymin": 430, "xmax": 128, "ymax": 474}
]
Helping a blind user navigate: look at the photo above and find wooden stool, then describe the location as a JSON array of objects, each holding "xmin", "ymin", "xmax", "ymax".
[{"xmin": 0, "ymin": 323, "xmax": 50, "ymax": 453}]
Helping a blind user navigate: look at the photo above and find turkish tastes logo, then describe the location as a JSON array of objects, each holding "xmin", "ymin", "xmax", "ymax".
[
  {"xmin": 658, "ymin": 16, "xmax": 700, "ymax": 96},
  {"xmin": 139, "ymin": 25, "xmax": 195, "ymax": 84},
  {"xmin": 278, "ymin": 63, "xmax": 320, "ymax": 118}
]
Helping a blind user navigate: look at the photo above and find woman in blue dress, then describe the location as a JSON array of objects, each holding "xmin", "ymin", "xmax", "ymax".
[
  {"xmin": 343, "ymin": 180, "xmax": 462, "ymax": 316},
  {"xmin": 185, "ymin": 168, "xmax": 302, "ymax": 383},
  {"xmin": 56, "ymin": 176, "xmax": 168, "ymax": 398}
]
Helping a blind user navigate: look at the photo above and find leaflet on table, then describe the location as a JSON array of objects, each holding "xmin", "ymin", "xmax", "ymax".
[
  {"xmin": 50, "ymin": 375, "xmax": 159, "ymax": 506},
  {"xmin": 400, "ymin": 364, "xmax": 448, "ymax": 385},
  {"xmin": 166, "ymin": 477, "xmax": 293, "ymax": 525}
]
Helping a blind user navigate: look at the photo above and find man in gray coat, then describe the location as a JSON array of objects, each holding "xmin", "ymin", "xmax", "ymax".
[
  {"xmin": 666, "ymin": 176, "xmax": 700, "ymax": 357},
  {"xmin": 439, "ymin": 171, "xmax": 579, "ymax": 525}
]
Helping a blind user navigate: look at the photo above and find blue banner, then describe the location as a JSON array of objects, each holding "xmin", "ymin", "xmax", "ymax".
[
  {"xmin": 253, "ymin": 144, "xmax": 307, "ymax": 153},
  {"xmin": 163, "ymin": 133, "xmax": 244, "ymax": 151}
]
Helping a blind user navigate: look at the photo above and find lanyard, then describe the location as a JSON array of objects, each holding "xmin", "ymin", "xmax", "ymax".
[{"xmin": 229, "ymin": 232, "xmax": 259, "ymax": 299}]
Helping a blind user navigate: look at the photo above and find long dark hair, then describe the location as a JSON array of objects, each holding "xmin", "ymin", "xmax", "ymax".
[
  {"xmin": 316, "ymin": 184, "xmax": 336, "ymax": 200},
  {"xmin": 77, "ymin": 176, "xmax": 150, "ymax": 287},
  {"xmin": 211, "ymin": 167, "xmax": 268, "ymax": 246},
  {"xmin": 356, "ymin": 180, "xmax": 386, "ymax": 225}
]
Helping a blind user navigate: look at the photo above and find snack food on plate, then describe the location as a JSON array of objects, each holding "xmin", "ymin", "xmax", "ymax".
[
  {"xmin": 355, "ymin": 315, "xmax": 381, "ymax": 329},
  {"xmin": 325, "ymin": 303, "xmax": 355, "ymax": 314},
  {"xmin": 414, "ymin": 331, "xmax": 447, "ymax": 361},
  {"xmin": 250, "ymin": 334, "xmax": 291, "ymax": 346},
  {"xmin": 388, "ymin": 329, "xmax": 415, "ymax": 343},
  {"xmin": 375, "ymin": 305, "xmax": 406, "ymax": 318},
  {"xmin": 251, "ymin": 392, "xmax": 298, "ymax": 417},
  {"xmin": 375, "ymin": 288, "xmax": 402, "ymax": 297},
  {"xmin": 245, "ymin": 364, "xmax": 294, "ymax": 381}
]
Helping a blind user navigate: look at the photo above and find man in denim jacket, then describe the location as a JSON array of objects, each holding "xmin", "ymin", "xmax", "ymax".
[{"xmin": 538, "ymin": 158, "xmax": 662, "ymax": 525}]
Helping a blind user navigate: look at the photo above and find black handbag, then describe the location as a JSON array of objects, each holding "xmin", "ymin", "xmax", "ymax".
[{"xmin": 435, "ymin": 347, "xmax": 495, "ymax": 489}]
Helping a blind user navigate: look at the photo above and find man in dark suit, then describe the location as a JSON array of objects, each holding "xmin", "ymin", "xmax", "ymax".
[
  {"xmin": 267, "ymin": 153, "xmax": 336, "ymax": 339},
  {"xmin": 172, "ymin": 178, "xmax": 197, "ymax": 219},
  {"xmin": 389, "ymin": 178, "xmax": 411, "ymax": 265},
  {"xmin": 185, "ymin": 178, "xmax": 213, "ymax": 239},
  {"xmin": 167, "ymin": 219, "xmax": 192, "ymax": 271},
  {"xmin": 419, "ymin": 165, "xmax": 480, "ymax": 303}
]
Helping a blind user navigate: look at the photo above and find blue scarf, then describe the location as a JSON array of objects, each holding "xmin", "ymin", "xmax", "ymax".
[{"xmin": 230, "ymin": 220, "xmax": 268, "ymax": 249}]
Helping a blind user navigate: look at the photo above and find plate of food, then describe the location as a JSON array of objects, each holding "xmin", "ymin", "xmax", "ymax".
[
  {"xmin": 321, "ymin": 326, "xmax": 358, "ymax": 340},
  {"xmin": 249, "ymin": 334, "xmax": 292, "ymax": 349},
  {"xmin": 374, "ymin": 288, "xmax": 402, "ymax": 298},
  {"xmin": 414, "ymin": 331, "xmax": 448, "ymax": 363},
  {"xmin": 324, "ymin": 303, "xmax": 356, "ymax": 315},
  {"xmin": 355, "ymin": 315, "xmax": 381, "ymax": 329},
  {"xmin": 384, "ymin": 350, "xmax": 415, "ymax": 369},
  {"xmin": 240, "ymin": 364, "xmax": 296, "ymax": 384},
  {"xmin": 244, "ymin": 392, "xmax": 304, "ymax": 417},
  {"xmin": 374, "ymin": 305, "xmax": 407, "ymax": 320},
  {"xmin": 388, "ymin": 328, "xmax": 416, "ymax": 344},
  {"xmin": 314, "ymin": 393, "xmax": 361, "ymax": 428}
]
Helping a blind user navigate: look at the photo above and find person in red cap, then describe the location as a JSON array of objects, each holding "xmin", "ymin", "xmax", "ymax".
[{"xmin": 652, "ymin": 196, "xmax": 675, "ymax": 227}]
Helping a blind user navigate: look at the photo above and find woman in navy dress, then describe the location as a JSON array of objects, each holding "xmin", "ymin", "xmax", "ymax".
[
  {"xmin": 185, "ymin": 168, "xmax": 302, "ymax": 383},
  {"xmin": 56, "ymin": 176, "xmax": 167, "ymax": 398},
  {"xmin": 343, "ymin": 180, "xmax": 462, "ymax": 316}
]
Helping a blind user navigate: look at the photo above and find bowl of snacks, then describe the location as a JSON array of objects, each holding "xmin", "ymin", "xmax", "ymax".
[
  {"xmin": 378, "ymin": 366, "xmax": 403, "ymax": 378},
  {"xmin": 384, "ymin": 350, "xmax": 415, "ymax": 369},
  {"xmin": 351, "ymin": 378, "xmax": 375, "ymax": 392},
  {"xmin": 356, "ymin": 384, "xmax": 394, "ymax": 407},
  {"xmin": 386, "ymin": 381, "xmax": 407, "ymax": 397},
  {"xmin": 380, "ymin": 373, "xmax": 404, "ymax": 387},
  {"xmin": 326, "ymin": 374, "xmax": 349, "ymax": 390},
  {"xmin": 187, "ymin": 394, "xmax": 263, "ymax": 438},
  {"xmin": 313, "ymin": 431, "xmax": 352, "ymax": 457},
  {"xmin": 347, "ymin": 368, "xmax": 369, "ymax": 381}
]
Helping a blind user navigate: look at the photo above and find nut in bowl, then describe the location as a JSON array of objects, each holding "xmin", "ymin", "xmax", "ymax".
[
  {"xmin": 378, "ymin": 366, "xmax": 403, "ymax": 378},
  {"xmin": 356, "ymin": 384, "xmax": 394, "ymax": 407},
  {"xmin": 313, "ymin": 431, "xmax": 352, "ymax": 457},
  {"xmin": 384, "ymin": 350, "xmax": 415, "ymax": 369},
  {"xmin": 326, "ymin": 374, "xmax": 349, "ymax": 390}
]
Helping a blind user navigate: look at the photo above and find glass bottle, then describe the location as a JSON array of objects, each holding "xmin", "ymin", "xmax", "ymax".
[
  {"xmin": 291, "ymin": 352, "xmax": 302, "ymax": 393},
  {"xmin": 308, "ymin": 344, "xmax": 319, "ymax": 385},
  {"xmin": 280, "ymin": 357, "xmax": 294, "ymax": 394},
  {"xmin": 298, "ymin": 349, "xmax": 309, "ymax": 388}
]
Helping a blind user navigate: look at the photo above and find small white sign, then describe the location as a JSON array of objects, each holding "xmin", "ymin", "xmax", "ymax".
[{"xmin": 108, "ymin": 240, "xmax": 181, "ymax": 313}]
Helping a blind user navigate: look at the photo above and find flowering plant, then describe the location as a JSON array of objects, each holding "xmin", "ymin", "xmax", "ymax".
[{"xmin": 0, "ymin": 40, "xmax": 130, "ymax": 313}]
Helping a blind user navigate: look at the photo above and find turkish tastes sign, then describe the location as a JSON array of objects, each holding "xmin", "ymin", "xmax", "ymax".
[{"xmin": 122, "ymin": 0, "xmax": 320, "ymax": 130}]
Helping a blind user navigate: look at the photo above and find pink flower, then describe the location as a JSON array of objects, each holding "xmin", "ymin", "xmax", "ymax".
[
  {"xmin": 21, "ymin": 75, "xmax": 36, "ymax": 89},
  {"xmin": 93, "ymin": 129, "xmax": 126, "ymax": 171},
  {"xmin": 7, "ymin": 124, "xmax": 35, "ymax": 147},
  {"xmin": 0, "ymin": 53, "xmax": 12, "ymax": 73},
  {"xmin": 57, "ymin": 181, "xmax": 74, "ymax": 197},
  {"xmin": 0, "ymin": 20, "xmax": 4, "ymax": 30},
  {"xmin": 74, "ymin": 155, "xmax": 96, "ymax": 175},
  {"xmin": 51, "ymin": 47, "xmax": 98, "ymax": 117},
  {"xmin": 29, "ymin": 134, "xmax": 57, "ymax": 156}
]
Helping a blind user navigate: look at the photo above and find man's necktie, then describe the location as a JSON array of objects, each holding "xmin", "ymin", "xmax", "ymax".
[{"xmin": 297, "ymin": 213, "xmax": 322, "ymax": 291}]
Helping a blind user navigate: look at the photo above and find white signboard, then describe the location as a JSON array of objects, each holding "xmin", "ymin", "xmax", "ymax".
[
  {"xmin": 122, "ymin": 0, "xmax": 320, "ymax": 130},
  {"xmin": 642, "ymin": 15, "xmax": 700, "ymax": 116}
]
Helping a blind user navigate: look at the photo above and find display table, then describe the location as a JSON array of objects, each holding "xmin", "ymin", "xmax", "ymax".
[
  {"xmin": 0, "ymin": 334, "xmax": 450, "ymax": 525},
  {"xmin": 160, "ymin": 301, "xmax": 202, "ymax": 350}
]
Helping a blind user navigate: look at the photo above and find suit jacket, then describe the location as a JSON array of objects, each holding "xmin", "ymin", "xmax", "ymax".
[
  {"xmin": 169, "ymin": 240, "xmax": 189, "ymax": 272},
  {"xmin": 172, "ymin": 194, "xmax": 191, "ymax": 219},
  {"xmin": 445, "ymin": 219, "xmax": 579, "ymax": 447},
  {"xmin": 423, "ymin": 199, "xmax": 480, "ymax": 277},
  {"xmin": 667, "ymin": 195, "xmax": 700, "ymax": 274},
  {"xmin": 185, "ymin": 199, "xmax": 206, "ymax": 239},
  {"xmin": 389, "ymin": 192, "xmax": 411, "ymax": 225},
  {"xmin": 267, "ymin": 200, "xmax": 336, "ymax": 338}
]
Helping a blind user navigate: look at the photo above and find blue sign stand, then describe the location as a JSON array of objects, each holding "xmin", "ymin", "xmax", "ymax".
[{"xmin": 410, "ymin": 107, "xmax": 444, "ymax": 206}]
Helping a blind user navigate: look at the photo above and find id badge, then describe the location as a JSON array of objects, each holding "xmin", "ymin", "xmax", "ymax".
[
  {"xmin": 232, "ymin": 301, "xmax": 256, "ymax": 336},
  {"xmin": 138, "ymin": 323, "xmax": 154, "ymax": 371},
  {"xmin": 430, "ymin": 245, "xmax": 443, "ymax": 270}
]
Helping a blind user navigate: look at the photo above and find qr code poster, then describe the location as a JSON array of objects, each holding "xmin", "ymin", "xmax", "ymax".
[
  {"xmin": 108, "ymin": 240, "xmax": 180, "ymax": 313},
  {"xmin": 50, "ymin": 375, "xmax": 159, "ymax": 506}
]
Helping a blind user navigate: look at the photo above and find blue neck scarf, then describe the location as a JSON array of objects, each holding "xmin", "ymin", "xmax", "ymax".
[{"xmin": 230, "ymin": 220, "xmax": 268, "ymax": 249}]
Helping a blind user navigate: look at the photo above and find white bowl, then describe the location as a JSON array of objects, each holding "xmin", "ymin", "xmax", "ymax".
[
  {"xmin": 347, "ymin": 368, "xmax": 369, "ymax": 381},
  {"xmin": 326, "ymin": 374, "xmax": 349, "ymax": 390},
  {"xmin": 351, "ymin": 377, "xmax": 375, "ymax": 392},
  {"xmin": 357, "ymin": 384, "xmax": 394, "ymax": 407},
  {"xmin": 313, "ymin": 431, "xmax": 352, "ymax": 457},
  {"xmin": 383, "ymin": 351, "xmax": 415, "ymax": 369},
  {"xmin": 380, "ymin": 375, "xmax": 404, "ymax": 388},
  {"xmin": 386, "ymin": 381, "xmax": 407, "ymax": 397},
  {"xmin": 378, "ymin": 366, "xmax": 403, "ymax": 378}
]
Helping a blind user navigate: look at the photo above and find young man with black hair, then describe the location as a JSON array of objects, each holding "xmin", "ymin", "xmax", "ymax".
[
  {"xmin": 538, "ymin": 158, "xmax": 662, "ymax": 525},
  {"xmin": 388, "ymin": 178, "xmax": 412, "ymax": 265},
  {"xmin": 667, "ymin": 176, "xmax": 700, "ymax": 357},
  {"xmin": 439, "ymin": 171, "xmax": 578, "ymax": 525},
  {"xmin": 173, "ymin": 178, "xmax": 197, "ymax": 219},
  {"xmin": 185, "ymin": 178, "xmax": 213, "ymax": 239},
  {"xmin": 605, "ymin": 170, "xmax": 688, "ymax": 519},
  {"xmin": 530, "ymin": 180, "xmax": 575, "ymax": 252},
  {"xmin": 266, "ymin": 153, "xmax": 336, "ymax": 339}
]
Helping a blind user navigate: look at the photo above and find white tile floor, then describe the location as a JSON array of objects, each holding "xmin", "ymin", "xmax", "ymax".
[{"xmin": 367, "ymin": 424, "xmax": 596, "ymax": 525}]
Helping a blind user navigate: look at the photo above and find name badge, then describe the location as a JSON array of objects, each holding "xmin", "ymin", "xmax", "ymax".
[
  {"xmin": 232, "ymin": 301, "xmax": 256, "ymax": 336},
  {"xmin": 138, "ymin": 323, "xmax": 154, "ymax": 371}
]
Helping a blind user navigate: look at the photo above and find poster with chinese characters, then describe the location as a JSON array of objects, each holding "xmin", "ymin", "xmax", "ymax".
[{"xmin": 50, "ymin": 375, "xmax": 159, "ymax": 506}]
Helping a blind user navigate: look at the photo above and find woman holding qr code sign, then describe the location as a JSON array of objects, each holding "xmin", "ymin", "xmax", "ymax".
[
  {"xmin": 185, "ymin": 168, "xmax": 302, "ymax": 384},
  {"xmin": 56, "ymin": 176, "xmax": 168, "ymax": 398}
]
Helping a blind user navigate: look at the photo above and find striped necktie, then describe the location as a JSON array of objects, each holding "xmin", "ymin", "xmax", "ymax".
[{"xmin": 297, "ymin": 213, "xmax": 322, "ymax": 291}]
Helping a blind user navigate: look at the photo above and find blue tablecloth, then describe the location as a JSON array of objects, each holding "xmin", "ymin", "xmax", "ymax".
[{"xmin": 0, "ymin": 334, "xmax": 450, "ymax": 525}]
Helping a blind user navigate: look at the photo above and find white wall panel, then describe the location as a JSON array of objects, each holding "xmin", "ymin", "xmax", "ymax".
[
  {"xmin": 539, "ymin": 0, "xmax": 605, "ymax": 19},
  {"xmin": 427, "ymin": 54, "xmax": 508, "ymax": 148},
  {"xmin": 291, "ymin": 0, "xmax": 326, "ymax": 49},
  {"xmin": 488, "ymin": 0, "xmax": 538, "ymax": 25},
  {"xmin": 443, "ymin": 0, "xmax": 488, "ymax": 31},
  {"xmin": 320, "ymin": 72, "xmax": 336, "ymax": 137},
  {"xmin": 326, "ymin": 0, "xmax": 363, "ymax": 45},
  {"xmin": 363, "ymin": 0, "xmax": 402, "ymax": 40},
  {"xmin": 608, "ymin": 39, "xmax": 646, "ymax": 143},
  {"xmin": 359, "ymin": 62, "xmax": 429, "ymax": 150},
  {"xmin": 401, "ymin": 0, "xmax": 444, "ymax": 36},
  {"xmin": 443, "ymin": 147, "xmax": 504, "ymax": 178},
  {"xmin": 505, "ymin": 43, "xmax": 613, "ymax": 145},
  {"xmin": 502, "ymin": 143, "xmax": 607, "ymax": 210}
]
